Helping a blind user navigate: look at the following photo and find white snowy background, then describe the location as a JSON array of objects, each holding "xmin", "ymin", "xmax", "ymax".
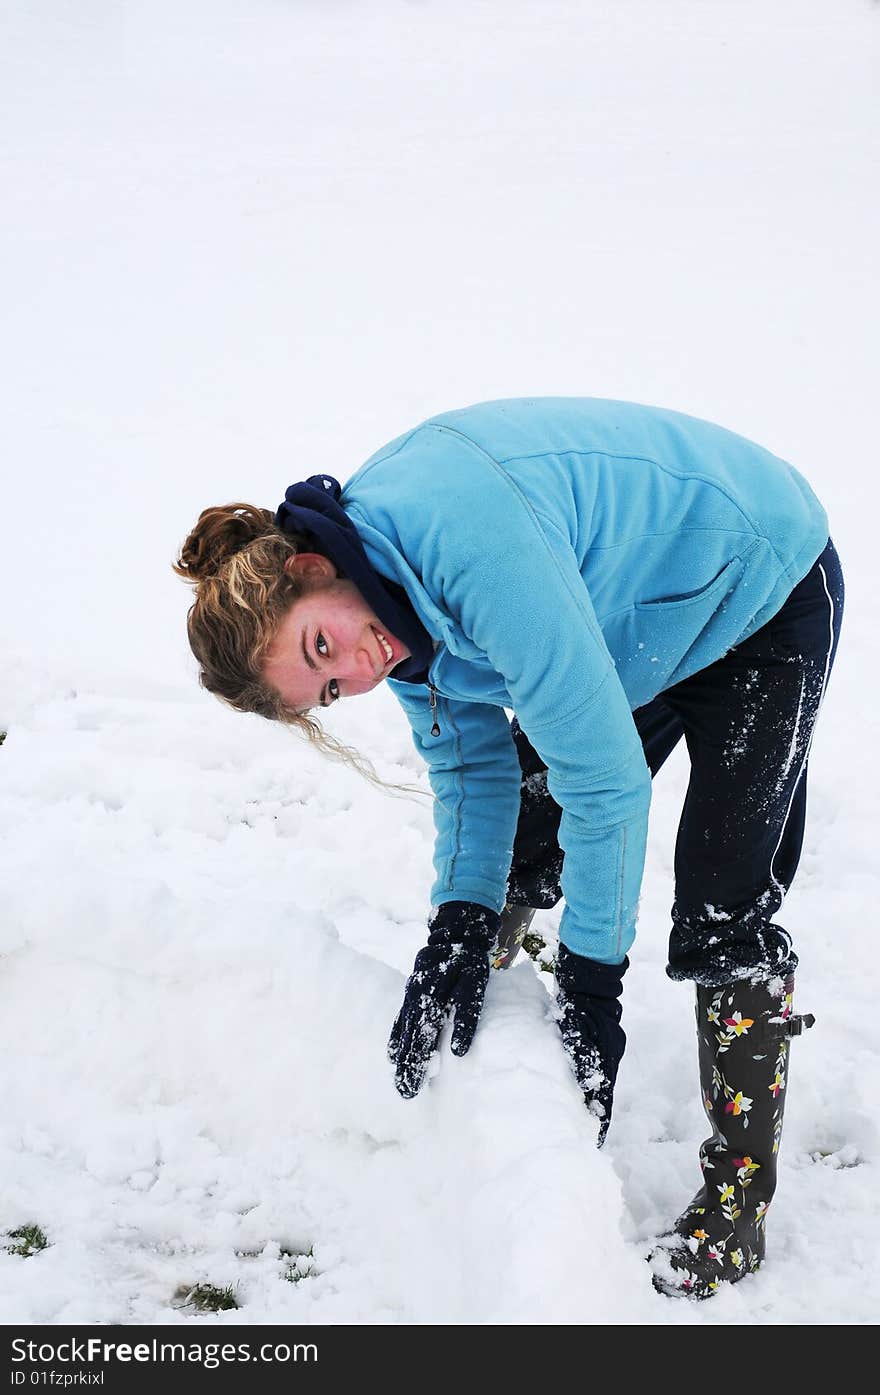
[{"xmin": 2, "ymin": 0, "xmax": 878, "ymax": 1325}]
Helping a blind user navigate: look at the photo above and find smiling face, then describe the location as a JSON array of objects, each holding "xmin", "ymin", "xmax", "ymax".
[{"xmin": 262, "ymin": 553, "xmax": 411, "ymax": 712}]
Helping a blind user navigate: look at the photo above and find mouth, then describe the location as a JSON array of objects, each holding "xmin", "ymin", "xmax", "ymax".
[{"xmin": 371, "ymin": 625, "xmax": 395, "ymax": 677}]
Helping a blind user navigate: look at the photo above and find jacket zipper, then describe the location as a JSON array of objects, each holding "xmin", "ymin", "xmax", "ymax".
[{"xmin": 428, "ymin": 681, "xmax": 441, "ymax": 737}]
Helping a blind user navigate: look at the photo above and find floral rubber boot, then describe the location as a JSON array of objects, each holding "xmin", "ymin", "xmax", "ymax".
[
  {"xmin": 491, "ymin": 905, "xmax": 536, "ymax": 970},
  {"xmin": 650, "ymin": 972, "xmax": 814, "ymax": 1299}
]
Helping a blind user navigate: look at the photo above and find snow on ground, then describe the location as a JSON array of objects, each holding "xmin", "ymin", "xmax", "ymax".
[{"xmin": 2, "ymin": 0, "xmax": 878, "ymax": 1324}]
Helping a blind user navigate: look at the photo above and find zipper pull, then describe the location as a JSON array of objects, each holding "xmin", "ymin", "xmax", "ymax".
[{"xmin": 428, "ymin": 682, "xmax": 441, "ymax": 737}]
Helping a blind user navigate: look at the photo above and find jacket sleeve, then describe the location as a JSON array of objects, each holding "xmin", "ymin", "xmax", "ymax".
[
  {"xmin": 388, "ymin": 679, "xmax": 522, "ymax": 915},
  {"xmin": 392, "ymin": 424, "xmax": 652, "ymax": 964}
]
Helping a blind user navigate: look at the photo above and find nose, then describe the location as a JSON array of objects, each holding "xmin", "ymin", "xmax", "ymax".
[{"xmin": 338, "ymin": 641, "xmax": 380, "ymax": 695}]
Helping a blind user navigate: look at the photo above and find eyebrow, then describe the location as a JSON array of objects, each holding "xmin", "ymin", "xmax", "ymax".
[{"xmin": 301, "ymin": 628, "xmax": 328, "ymax": 708}]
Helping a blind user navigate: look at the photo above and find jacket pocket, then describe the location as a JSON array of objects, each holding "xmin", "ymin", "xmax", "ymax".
[{"xmin": 608, "ymin": 555, "xmax": 744, "ymax": 707}]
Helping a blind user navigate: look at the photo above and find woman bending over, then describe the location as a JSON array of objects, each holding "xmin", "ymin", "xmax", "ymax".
[{"xmin": 175, "ymin": 398, "xmax": 843, "ymax": 1299}]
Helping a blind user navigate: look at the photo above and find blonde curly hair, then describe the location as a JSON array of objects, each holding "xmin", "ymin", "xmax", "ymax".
[{"xmin": 174, "ymin": 502, "xmax": 384, "ymax": 777}]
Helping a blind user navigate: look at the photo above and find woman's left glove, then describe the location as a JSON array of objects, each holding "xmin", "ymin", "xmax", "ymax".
[
  {"xmin": 555, "ymin": 945, "xmax": 629, "ymax": 1146},
  {"xmin": 388, "ymin": 901, "xmax": 500, "ymax": 1099}
]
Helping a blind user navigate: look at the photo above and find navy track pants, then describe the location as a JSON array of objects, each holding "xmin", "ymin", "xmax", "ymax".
[{"xmin": 507, "ymin": 539, "xmax": 845, "ymax": 985}]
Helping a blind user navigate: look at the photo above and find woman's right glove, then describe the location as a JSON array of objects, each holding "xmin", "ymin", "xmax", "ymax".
[
  {"xmin": 554, "ymin": 944, "xmax": 629, "ymax": 1146},
  {"xmin": 388, "ymin": 901, "xmax": 499, "ymax": 1099}
]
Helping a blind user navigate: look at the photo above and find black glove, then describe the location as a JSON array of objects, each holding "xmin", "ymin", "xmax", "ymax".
[
  {"xmin": 555, "ymin": 944, "xmax": 629, "ymax": 1146},
  {"xmin": 388, "ymin": 901, "xmax": 500, "ymax": 1099}
]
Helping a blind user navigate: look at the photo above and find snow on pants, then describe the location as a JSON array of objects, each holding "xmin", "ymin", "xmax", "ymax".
[{"xmin": 507, "ymin": 538, "xmax": 844, "ymax": 985}]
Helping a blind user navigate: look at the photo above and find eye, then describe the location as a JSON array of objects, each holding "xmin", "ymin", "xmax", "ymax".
[{"xmin": 315, "ymin": 634, "xmax": 338, "ymax": 707}]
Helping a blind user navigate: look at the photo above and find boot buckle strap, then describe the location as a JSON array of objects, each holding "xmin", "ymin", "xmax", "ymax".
[{"xmin": 769, "ymin": 1011, "xmax": 816, "ymax": 1040}]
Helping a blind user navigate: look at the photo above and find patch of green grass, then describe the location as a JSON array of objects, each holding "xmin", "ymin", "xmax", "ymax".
[
  {"xmin": 522, "ymin": 931, "xmax": 556, "ymax": 974},
  {"xmin": 281, "ymin": 1245, "xmax": 315, "ymax": 1284},
  {"xmin": 6, "ymin": 1224, "xmax": 49, "ymax": 1257},
  {"xmin": 175, "ymin": 1282, "xmax": 239, "ymax": 1312}
]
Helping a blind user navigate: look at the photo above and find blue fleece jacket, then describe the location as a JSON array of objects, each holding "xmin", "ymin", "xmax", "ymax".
[{"xmin": 340, "ymin": 398, "xmax": 829, "ymax": 964}]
